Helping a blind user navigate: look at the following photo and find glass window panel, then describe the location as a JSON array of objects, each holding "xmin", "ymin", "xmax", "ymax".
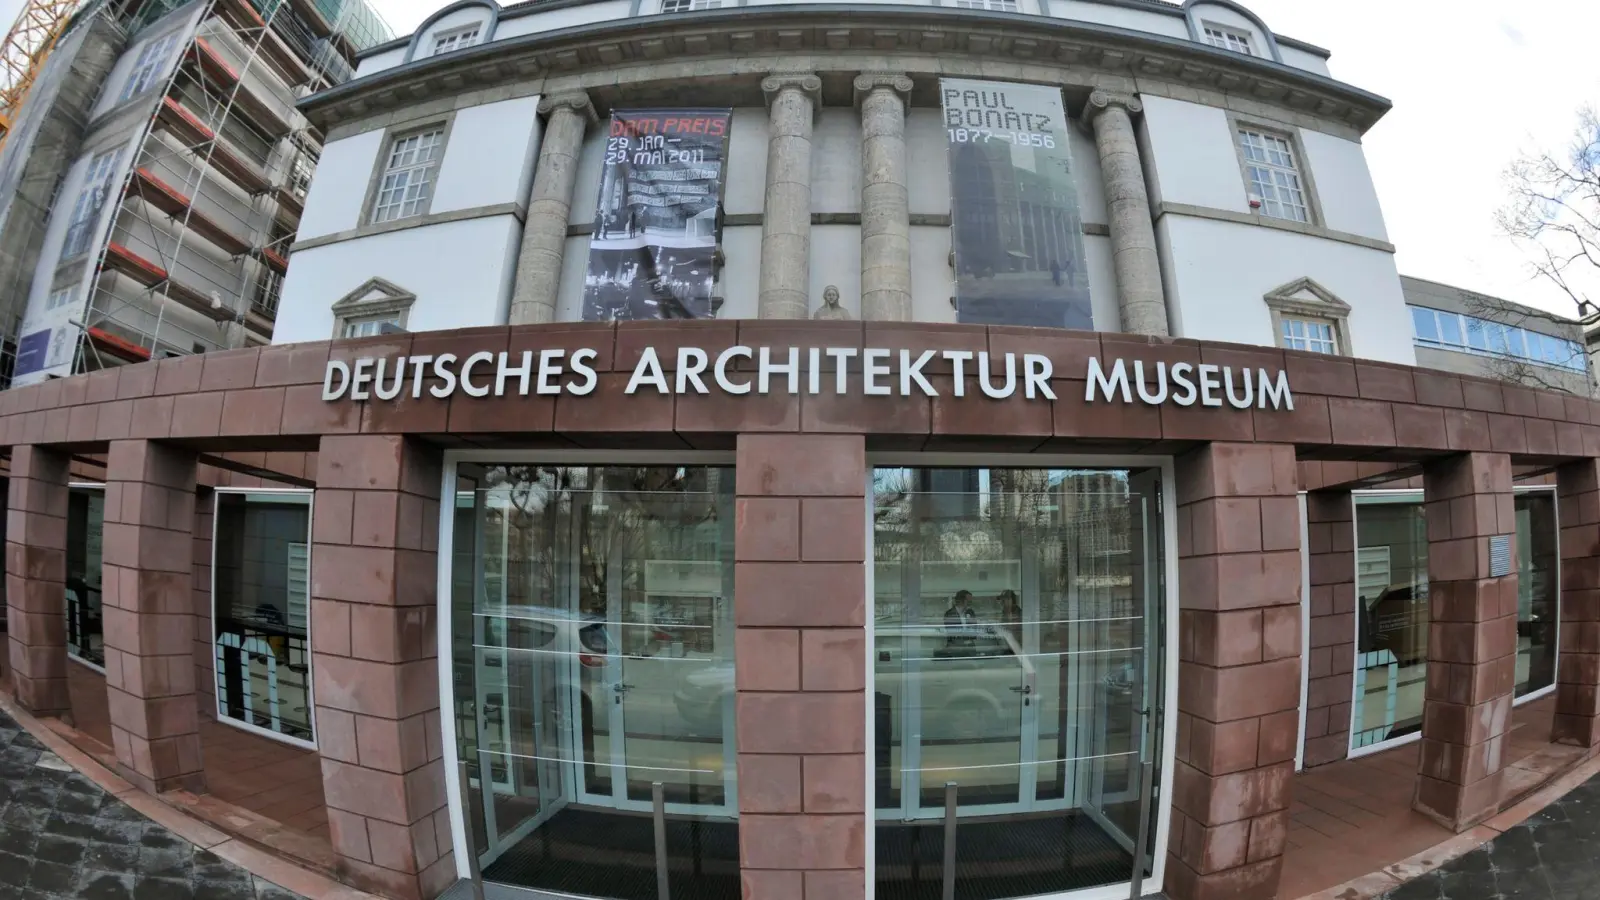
[
  {"xmin": 1352, "ymin": 495, "xmax": 1428, "ymax": 749},
  {"xmin": 1515, "ymin": 491, "xmax": 1558, "ymax": 698},
  {"xmin": 454, "ymin": 465, "xmax": 738, "ymax": 898},
  {"xmin": 1411, "ymin": 306, "xmax": 1439, "ymax": 343},
  {"xmin": 212, "ymin": 491, "xmax": 314, "ymax": 743},
  {"xmin": 1437, "ymin": 312, "xmax": 1464, "ymax": 346},
  {"xmin": 66, "ymin": 486, "xmax": 105, "ymax": 668},
  {"xmin": 1466, "ymin": 317, "xmax": 1489, "ymax": 350},
  {"xmin": 873, "ymin": 467, "xmax": 1164, "ymax": 896}
]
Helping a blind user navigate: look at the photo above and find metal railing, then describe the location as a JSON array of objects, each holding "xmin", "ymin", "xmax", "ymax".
[{"xmin": 214, "ymin": 616, "xmax": 312, "ymax": 740}]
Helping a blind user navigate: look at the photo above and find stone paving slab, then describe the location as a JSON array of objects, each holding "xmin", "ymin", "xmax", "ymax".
[{"xmin": 0, "ymin": 708, "xmax": 307, "ymax": 900}]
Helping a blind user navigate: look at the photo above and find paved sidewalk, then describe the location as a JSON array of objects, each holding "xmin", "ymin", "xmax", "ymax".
[
  {"xmin": 0, "ymin": 706, "xmax": 307, "ymax": 900},
  {"xmin": 1379, "ymin": 769, "xmax": 1600, "ymax": 900}
]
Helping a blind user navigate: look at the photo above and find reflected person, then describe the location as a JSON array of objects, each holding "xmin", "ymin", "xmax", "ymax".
[{"xmin": 944, "ymin": 590, "xmax": 979, "ymax": 647}]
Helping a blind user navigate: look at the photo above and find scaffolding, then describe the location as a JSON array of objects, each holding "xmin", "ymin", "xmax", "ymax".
[{"xmin": 59, "ymin": 0, "xmax": 388, "ymax": 375}]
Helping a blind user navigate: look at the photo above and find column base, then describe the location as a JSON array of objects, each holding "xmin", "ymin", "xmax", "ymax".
[
  {"xmin": 1163, "ymin": 853, "xmax": 1282, "ymax": 900},
  {"xmin": 1553, "ymin": 712, "xmax": 1600, "ymax": 748},
  {"xmin": 1413, "ymin": 770, "xmax": 1504, "ymax": 833}
]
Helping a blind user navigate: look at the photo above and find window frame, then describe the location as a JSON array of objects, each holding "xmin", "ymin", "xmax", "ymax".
[
  {"xmin": 430, "ymin": 23, "xmax": 482, "ymax": 56},
  {"xmin": 1201, "ymin": 21, "xmax": 1254, "ymax": 55},
  {"xmin": 1279, "ymin": 315, "xmax": 1339, "ymax": 355},
  {"xmin": 1228, "ymin": 115, "xmax": 1322, "ymax": 227},
  {"xmin": 949, "ymin": 0, "xmax": 1021, "ymax": 10},
  {"xmin": 341, "ymin": 312, "xmax": 406, "ymax": 339},
  {"xmin": 329, "ymin": 276, "xmax": 417, "ymax": 341},
  {"xmin": 1264, "ymin": 277, "xmax": 1351, "ymax": 357},
  {"xmin": 660, "ymin": 0, "xmax": 725, "ymax": 11},
  {"xmin": 365, "ymin": 123, "xmax": 449, "ymax": 226},
  {"xmin": 118, "ymin": 31, "xmax": 181, "ymax": 103},
  {"xmin": 1408, "ymin": 304, "xmax": 1588, "ymax": 373}
]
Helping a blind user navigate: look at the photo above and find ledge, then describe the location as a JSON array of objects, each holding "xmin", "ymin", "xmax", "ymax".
[
  {"xmin": 1155, "ymin": 201, "xmax": 1396, "ymax": 253},
  {"xmin": 290, "ymin": 201, "xmax": 527, "ymax": 251}
]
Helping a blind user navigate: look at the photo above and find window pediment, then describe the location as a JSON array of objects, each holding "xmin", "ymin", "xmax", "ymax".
[
  {"xmin": 331, "ymin": 276, "xmax": 416, "ymax": 319},
  {"xmin": 1264, "ymin": 277, "xmax": 1351, "ymax": 320}
]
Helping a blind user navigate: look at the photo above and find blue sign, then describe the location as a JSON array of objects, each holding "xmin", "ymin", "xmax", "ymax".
[{"xmin": 13, "ymin": 328, "xmax": 49, "ymax": 377}]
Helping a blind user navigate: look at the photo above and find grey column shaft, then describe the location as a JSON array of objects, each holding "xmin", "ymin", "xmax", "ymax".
[
  {"xmin": 758, "ymin": 74, "xmax": 820, "ymax": 319},
  {"xmin": 857, "ymin": 73, "xmax": 913, "ymax": 321},
  {"xmin": 510, "ymin": 92, "xmax": 593, "ymax": 326},
  {"xmin": 1087, "ymin": 92, "xmax": 1169, "ymax": 336}
]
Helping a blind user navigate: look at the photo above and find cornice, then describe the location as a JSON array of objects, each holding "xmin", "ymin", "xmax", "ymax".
[{"xmin": 307, "ymin": 6, "xmax": 1388, "ymax": 135}]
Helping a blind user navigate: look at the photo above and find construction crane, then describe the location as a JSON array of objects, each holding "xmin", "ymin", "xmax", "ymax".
[{"xmin": 0, "ymin": 0, "xmax": 81, "ymax": 149}]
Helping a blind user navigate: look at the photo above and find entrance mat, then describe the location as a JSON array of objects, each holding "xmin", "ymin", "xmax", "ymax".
[
  {"xmin": 876, "ymin": 811, "xmax": 1136, "ymax": 900},
  {"xmin": 481, "ymin": 806, "xmax": 739, "ymax": 899}
]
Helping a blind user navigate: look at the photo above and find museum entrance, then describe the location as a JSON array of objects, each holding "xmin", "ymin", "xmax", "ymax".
[
  {"xmin": 448, "ymin": 462, "xmax": 739, "ymax": 900},
  {"xmin": 871, "ymin": 465, "xmax": 1168, "ymax": 899}
]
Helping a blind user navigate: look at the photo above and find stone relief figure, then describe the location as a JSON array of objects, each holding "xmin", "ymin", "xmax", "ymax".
[{"xmin": 812, "ymin": 285, "xmax": 853, "ymax": 320}]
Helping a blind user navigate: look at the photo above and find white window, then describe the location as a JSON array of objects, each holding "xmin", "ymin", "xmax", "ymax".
[
  {"xmin": 119, "ymin": 32, "xmax": 180, "ymax": 103},
  {"xmin": 430, "ymin": 24, "xmax": 481, "ymax": 56},
  {"xmin": 61, "ymin": 149, "xmax": 124, "ymax": 260},
  {"xmin": 1238, "ymin": 128, "xmax": 1310, "ymax": 223},
  {"xmin": 662, "ymin": 0, "xmax": 723, "ymax": 10},
  {"xmin": 370, "ymin": 128, "xmax": 444, "ymax": 224},
  {"xmin": 342, "ymin": 314, "xmax": 403, "ymax": 338},
  {"xmin": 1203, "ymin": 23, "xmax": 1254, "ymax": 55},
  {"xmin": 951, "ymin": 0, "xmax": 1019, "ymax": 9},
  {"xmin": 45, "ymin": 286, "xmax": 75, "ymax": 311},
  {"xmin": 1281, "ymin": 317, "xmax": 1338, "ymax": 354}
]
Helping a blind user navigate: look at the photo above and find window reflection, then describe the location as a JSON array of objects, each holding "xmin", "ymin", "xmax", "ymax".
[
  {"xmin": 452, "ymin": 465, "xmax": 738, "ymax": 900},
  {"xmin": 1515, "ymin": 490, "xmax": 1558, "ymax": 698},
  {"xmin": 211, "ymin": 491, "xmax": 314, "ymax": 743},
  {"xmin": 1352, "ymin": 496, "xmax": 1429, "ymax": 749},
  {"xmin": 873, "ymin": 467, "xmax": 1163, "ymax": 899},
  {"xmin": 66, "ymin": 485, "xmax": 105, "ymax": 668}
]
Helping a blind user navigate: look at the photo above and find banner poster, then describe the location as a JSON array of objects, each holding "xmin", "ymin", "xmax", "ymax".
[
  {"xmin": 583, "ymin": 109, "xmax": 732, "ymax": 321},
  {"xmin": 940, "ymin": 78, "xmax": 1094, "ymax": 330}
]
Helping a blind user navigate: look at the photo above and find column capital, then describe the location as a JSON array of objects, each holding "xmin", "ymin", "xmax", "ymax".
[
  {"xmin": 762, "ymin": 71, "xmax": 822, "ymax": 107},
  {"xmin": 538, "ymin": 90, "xmax": 597, "ymax": 123},
  {"xmin": 852, "ymin": 71, "xmax": 912, "ymax": 108},
  {"xmin": 1084, "ymin": 89, "xmax": 1143, "ymax": 124}
]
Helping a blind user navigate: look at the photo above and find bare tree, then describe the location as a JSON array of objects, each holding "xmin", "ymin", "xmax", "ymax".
[{"xmin": 1453, "ymin": 288, "xmax": 1588, "ymax": 393}]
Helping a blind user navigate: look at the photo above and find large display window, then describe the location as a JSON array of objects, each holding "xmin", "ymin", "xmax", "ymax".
[
  {"xmin": 447, "ymin": 463, "xmax": 738, "ymax": 900},
  {"xmin": 871, "ymin": 465, "xmax": 1168, "ymax": 899},
  {"xmin": 1350, "ymin": 486, "xmax": 1559, "ymax": 754},
  {"xmin": 211, "ymin": 490, "xmax": 315, "ymax": 746},
  {"xmin": 66, "ymin": 483, "xmax": 105, "ymax": 669}
]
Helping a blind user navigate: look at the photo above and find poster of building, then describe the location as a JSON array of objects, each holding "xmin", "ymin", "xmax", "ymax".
[
  {"xmin": 583, "ymin": 109, "xmax": 731, "ymax": 321},
  {"xmin": 940, "ymin": 78, "xmax": 1093, "ymax": 330},
  {"xmin": 12, "ymin": 285, "xmax": 84, "ymax": 384}
]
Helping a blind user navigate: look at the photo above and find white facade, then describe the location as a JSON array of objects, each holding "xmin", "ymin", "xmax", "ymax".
[{"xmin": 276, "ymin": 0, "xmax": 1415, "ymax": 367}]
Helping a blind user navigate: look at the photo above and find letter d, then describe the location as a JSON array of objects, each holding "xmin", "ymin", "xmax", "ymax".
[{"xmin": 322, "ymin": 360, "xmax": 352, "ymax": 400}]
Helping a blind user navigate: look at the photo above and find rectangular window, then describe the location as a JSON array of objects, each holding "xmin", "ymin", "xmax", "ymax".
[
  {"xmin": 212, "ymin": 490, "xmax": 314, "ymax": 745},
  {"xmin": 119, "ymin": 32, "xmax": 180, "ymax": 103},
  {"xmin": 1351, "ymin": 494, "xmax": 1428, "ymax": 750},
  {"xmin": 66, "ymin": 485, "xmax": 105, "ymax": 669},
  {"xmin": 1203, "ymin": 23, "xmax": 1254, "ymax": 55},
  {"xmin": 661, "ymin": 0, "xmax": 724, "ymax": 10},
  {"xmin": 1515, "ymin": 490, "xmax": 1558, "ymax": 699},
  {"xmin": 61, "ymin": 149, "xmax": 124, "ymax": 260},
  {"xmin": 342, "ymin": 314, "xmax": 402, "ymax": 338},
  {"xmin": 1281, "ymin": 317, "xmax": 1338, "ymax": 354},
  {"xmin": 950, "ymin": 0, "xmax": 1020, "ymax": 9},
  {"xmin": 1408, "ymin": 304, "xmax": 1588, "ymax": 372},
  {"xmin": 1238, "ymin": 128, "xmax": 1310, "ymax": 223},
  {"xmin": 431, "ymin": 24, "xmax": 481, "ymax": 55},
  {"xmin": 370, "ymin": 128, "xmax": 444, "ymax": 224}
]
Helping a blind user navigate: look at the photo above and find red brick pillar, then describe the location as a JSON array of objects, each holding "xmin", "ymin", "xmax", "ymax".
[
  {"xmin": 1555, "ymin": 458, "xmax": 1600, "ymax": 747},
  {"xmin": 192, "ymin": 487, "xmax": 215, "ymax": 720},
  {"xmin": 311, "ymin": 435, "xmax": 453, "ymax": 900},
  {"xmin": 1415, "ymin": 451, "xmax": 1516, "ymax": 831},
  {"xmin": 1166, "ymin": 443, "xmax": 1300, "ymax": 900},
  {"xmin": 102, "ymin": 439, "xmax": 205, "ymax": 794},
  {"xmin": 5, "ymin": 444, "xmax": 71, "ymax": 715},
  {"xmin": 734, "ymin": 434, "xmax": 867, "ymax": 900},
  {"xmin": 1303, "ymin": 490, "xmax": 1354, "ymax": 767}
]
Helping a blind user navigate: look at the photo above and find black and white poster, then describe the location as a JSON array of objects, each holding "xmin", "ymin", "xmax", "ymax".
[
  {"xmin": 583, "ymin": 109, "xmax": 731, "ymax": 321},
  {"xmin": 941, "ymin": 79, "xmax": 1094, "ymax": 330}
]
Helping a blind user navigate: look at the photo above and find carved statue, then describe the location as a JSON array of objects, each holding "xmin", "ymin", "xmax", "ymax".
[{"xmin": 812, "ymin": 285, "xmax": 852, "ymax": 320}]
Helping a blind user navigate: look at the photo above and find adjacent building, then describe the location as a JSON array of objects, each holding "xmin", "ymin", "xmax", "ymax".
[{"xmin": 1403, "ymin": 275, "xmax": 1592, "ymax": 396}]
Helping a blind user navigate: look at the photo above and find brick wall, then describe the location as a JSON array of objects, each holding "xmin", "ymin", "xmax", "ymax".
[
  {"xmin": 734, "ymin": 434, "xmax": 868, "ymax": 900},
  {"xmin": 1302, "ymin": 490, "xmax": 1354, "ymax": 767},
  {"xmin": 1555, "ymin": 458, "xmax": 1600, "ymax": 747},
  {"xmin": 6, "ymin": 444, "xmax": 71, "ymax": 715}
]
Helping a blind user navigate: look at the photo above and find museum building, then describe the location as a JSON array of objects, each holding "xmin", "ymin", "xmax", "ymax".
[{"xmin": 5, "ymin": 3, "xmax": 1600, "ymax": 900}]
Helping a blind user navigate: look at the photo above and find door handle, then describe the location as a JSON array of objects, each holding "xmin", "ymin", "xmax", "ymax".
[
  {"xmin": 1009, "ymin": 685, "xmax": 1033, "ymax": 694},
  {"xmin": 613, "ymin": 683, "xmax": 634, "ymax": 694}
]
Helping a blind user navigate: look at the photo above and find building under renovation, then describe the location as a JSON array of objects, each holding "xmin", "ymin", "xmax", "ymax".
[{"xmin": 0, "ymin": 0, "xmax": 389, "ymax": 388}]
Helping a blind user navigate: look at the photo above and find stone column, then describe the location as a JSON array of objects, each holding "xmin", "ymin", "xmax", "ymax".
[
  {"xmin": 1415, "ymin": 451, "xmax": 1517, "ymax": 832},
  {"xmin": 102, "ymin": 439, "xmax": 204, "ymax": 795},
  {"xmin": 1084, "ymin": 90, "xmax": 1169, "ymax": 336},
  {"xmin": 1167, "ymin": 443, "xmax": 1300, "ymax": 900},
  {"xmin": 509, "ymin": 91, "xmax": 596, "ymax": 326},
  {"xmin": 192, "ymin": 487, "xmax": 216, "ymax": 720},
  {"xmin": 1555, "ymin": 458, "xmax": 1600, "ymax": 747},
  {"xmin": 758, "ymin": 73, "xmax": 821, "ymax": 319},
  {"xmin": 1303, "ymin": 490, "xmax": 1355, "ymax": 767},
  {"xmin": 855, "ymin": 72, "xmax": 913, "ymax": 321},
  {"xmin": 735, "ymin": 434, "xmax": 867, "ymax": 899},
  {"xmin": 5, "ymin": 444, "xmax": 71, "ymax": 716},
  {"xmin": 311, "ymin": 435, "xmax": 454, "ymax": 900}
]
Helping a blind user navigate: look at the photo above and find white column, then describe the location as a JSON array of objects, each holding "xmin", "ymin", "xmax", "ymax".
[
  {"xmin": 509, "ymin": 91, "xmax": 596, "ymax": 326},
  {"xmin": 758, "ymin": 73, "xmax": 821, "ymax": 319},
  {"xmin": 855, "ymin": 72, "xmax": 914, "ymax": 321},
  {"xmin": 1084, "ymin": 90, "xmax": 1169, "ymax": 336}
]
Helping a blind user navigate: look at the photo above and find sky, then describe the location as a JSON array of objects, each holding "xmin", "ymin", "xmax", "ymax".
[{"xmin": 4, "ymin": 0, "xmax": 1594, "ymax": 317}]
